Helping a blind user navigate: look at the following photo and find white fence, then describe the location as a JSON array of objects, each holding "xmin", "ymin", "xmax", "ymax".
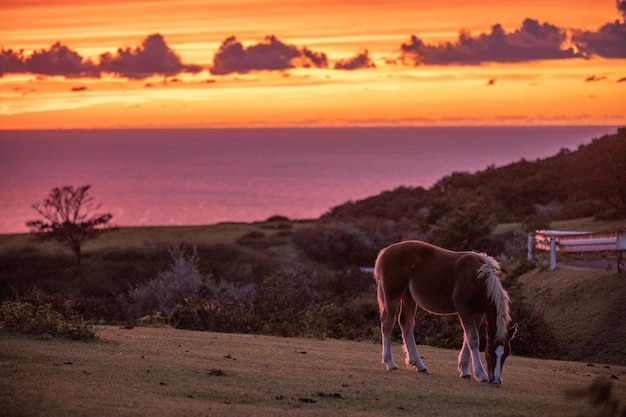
[{"xmin": 528, "ymin": 229, "xmax": 626, "ymax": 272}]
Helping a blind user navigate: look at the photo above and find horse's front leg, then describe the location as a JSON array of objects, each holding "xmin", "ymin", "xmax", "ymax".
[
  {"xmin": 399, "ymin": 294, "xmax": 428, "ymax": 373},
  {"xmin": 459, "ymin": 315, "xmax": 488, "ymax": 382}
]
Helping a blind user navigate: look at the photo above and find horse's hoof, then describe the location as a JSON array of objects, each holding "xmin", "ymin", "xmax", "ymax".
[
  {"xmin": 476, "ymin": 373, "xmax": 489, "ymax": 383},
  {"xmin": 460, "ymin": 374, "xmax": 472, "ymax": 379},
  {"xmin": 417, "ymin": 368, "xmax": 428, "ymax": 374}
]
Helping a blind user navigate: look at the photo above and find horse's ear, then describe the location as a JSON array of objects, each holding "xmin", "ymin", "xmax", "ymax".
[{"xmin": 508, "ymin": 323, "xmax": 519, "ymax": 341}]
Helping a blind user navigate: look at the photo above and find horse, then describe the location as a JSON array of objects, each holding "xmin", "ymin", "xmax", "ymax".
[{"xmin": 374, "ymin": 240, "xmax": 517, "ymax": 385}]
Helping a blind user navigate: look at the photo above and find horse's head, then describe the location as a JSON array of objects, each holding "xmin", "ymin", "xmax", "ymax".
[{"xmin": 485, "ymin": 323, "xmax": 518, "ymax": 385}]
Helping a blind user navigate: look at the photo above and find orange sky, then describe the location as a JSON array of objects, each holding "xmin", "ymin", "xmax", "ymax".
[{"xmin": 1, "ymin": 0, "xmax": 625, "ymax": 128}]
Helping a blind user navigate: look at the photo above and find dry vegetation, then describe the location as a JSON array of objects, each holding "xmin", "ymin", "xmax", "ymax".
[{"xmin": 2, "ymin": 326, "xmax": 625, "ymax": 417}]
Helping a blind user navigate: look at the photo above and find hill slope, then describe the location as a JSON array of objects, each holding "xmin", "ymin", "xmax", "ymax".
[
  {"xmin": 325, "ymin": 128, "xmax": 626, "ymax": 223},
  {"xmin": 518, "ymin": 266, "xmax": 626, "ymax": 365}
]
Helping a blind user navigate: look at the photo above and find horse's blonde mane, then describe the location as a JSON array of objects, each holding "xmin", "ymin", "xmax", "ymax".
[{"xmin": 476, "ymin": 254, "xmax": 511, "ymax": 342}]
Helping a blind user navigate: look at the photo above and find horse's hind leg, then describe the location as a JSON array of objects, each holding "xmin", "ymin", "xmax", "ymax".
[
  {"xmin": 399, "ymin": 293, "xmax": 428, "ymax": 373},
  {"xmin": 379, "ymin": 283, "xmax": 399, "ymax": 370}
]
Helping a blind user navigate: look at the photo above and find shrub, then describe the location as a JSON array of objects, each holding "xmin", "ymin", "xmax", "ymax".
[
  {"xmin": 170, "ymin": 278, "xmax": 255, "ymax": 332},
  {"xmin": 250, "ymin": 267, "xmax": 317, "ymax": 336},
  {"xmin": 426, "ymin": 190, "xmax": 498, "ymax": 252},
  {"xmin": 0, "ymin": 301, "xmax": 96, "ymax": 340},
  {"xmin": 306, "ymin": 296, "xmax": 380, "ymax": 340},
  {"xmin": 127, "ymin": 244, "xmax": 204, "ymax": 316},
  {"xmin": 292, "ymin": 223, "xmax": 377, "ymax": 268}
]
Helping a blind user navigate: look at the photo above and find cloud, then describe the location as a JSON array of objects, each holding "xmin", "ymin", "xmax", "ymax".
[
  {"xmin": 2, "ymin": 2, "xmax": 625, "ymax": 81},
  {"xmin": 620, "ymin": 0, "xmax": 626, "ymax": 20},
  {"xmin": 99, "ymin": 34, "xmax": 202, "ymax": 79},
  {"xmin": 1, "ymin": 35, "xmax": 200, "ymax": 80},
  {"xmin": 334, "ymin": 50, "xmax": 376, "ymax": 70},
  {"xmin": 1, "ymin": 42, "xmax": 100, "ymax": 77},
  {"xmin": 400, "ymin": 18, "xmax": 580, "ymax": 65},
  {"xmin": 29, "ymin": 43, "xmax": 100, "ymax": 77},
  {"xmin": 210, "ymin": 35, "xmax": 328, "ymax": 75},
  {"xmin": 569, "ymin": 1, "xmax": 626, "ymax": 58},
  {"xmin": 0, "ymin": 48, "xmax": 26, "ymax": 76},
  {"xmin": 584, "ymin": 75, "xmax": 606, "ymax": 82}
]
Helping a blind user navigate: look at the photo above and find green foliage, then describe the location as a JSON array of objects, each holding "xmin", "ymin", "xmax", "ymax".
[
  {"xmin": 425, "ymin": 189, "xmax": 498, "ymax": 252},
  {"xmin": 250, "ymin": 267, "xmax": 317, "ymax": 336},
  {"xmin": 305, "ymin": 296, "xmax": 380, "ymax": 340},
  {"xmin": 323, "ymin": 186, "xmax": 430, "ymax": 221},
  {"xmin": 292, "ymin": 223, "xmax": 377, "ymax": 268},
  {"xmin": 196, "ymin": 244, "xmax": 279, "ymax": 284},
  {"xmin": 170, "ymin": 267, "xmax": 381, "ymax": 341},
  {"xmin": 413, "ymin": 313, "xmax": 464, "ymax": 349},
  {"xmin": 0, "ymin": 301, "xmax": 96, "ymax": 340}
]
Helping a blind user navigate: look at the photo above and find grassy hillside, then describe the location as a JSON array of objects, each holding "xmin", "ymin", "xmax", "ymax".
[
  {"xmin": 518, "ymin": 266, "xmax": 626, "ymax": 365},
  {"xmin": 1, "ymin": 326, "xmax": 624, "ymax": 417},
  {"xmin": 0, "ymin": 220, "xmax": 314, "ymax": 259}
]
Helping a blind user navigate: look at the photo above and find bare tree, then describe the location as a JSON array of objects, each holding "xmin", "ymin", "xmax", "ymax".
[{"xmin": 26, "ymin": 185, "xmax": 113, "ymax": 267}]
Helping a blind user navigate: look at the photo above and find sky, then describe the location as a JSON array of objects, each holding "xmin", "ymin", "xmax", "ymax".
[{"xmin": 1, "ymin": 0, "xmax": 625, "ymax": 129}]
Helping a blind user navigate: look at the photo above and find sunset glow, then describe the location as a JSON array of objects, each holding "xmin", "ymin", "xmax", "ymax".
[{"xmin": 1, "ymin": 0, "xmax": 625, "ymax": 128}]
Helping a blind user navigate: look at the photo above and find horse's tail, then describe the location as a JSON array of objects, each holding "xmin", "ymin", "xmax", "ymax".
[
  {"xmin": 374, "ymin": 247, "xmax": 388, "ymax": 313},
  {"xmin": 373, "ymin": 247, "xmax": 386, "ymax": 284},
  {"xmin": 477, "ymin": 254, "xmax": 511, "ymax": 342}
]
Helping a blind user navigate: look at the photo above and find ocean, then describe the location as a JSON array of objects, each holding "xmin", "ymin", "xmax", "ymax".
[{"xmin": 0, "ymin": 126, "xmax": 618, "ymax": 234}]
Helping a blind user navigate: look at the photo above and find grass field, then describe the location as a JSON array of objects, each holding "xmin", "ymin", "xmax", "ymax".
[{"xmin": 2, "ymin": 326, "xmax": 625, "ymax": 417}]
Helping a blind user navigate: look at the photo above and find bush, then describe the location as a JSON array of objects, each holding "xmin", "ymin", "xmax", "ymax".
[
  {"xmin": 426, "ymin": 189, "xmax": 498, "ymax": 252},
  {"xmin": 250, "ymin": 267, "xmax": 317, "ymax": 336},
  {"xmin": 0, "ymin": 301, "xmax": 96, "ymax": 340},
  {"xmin": 170, "ymin": 277, "xmax": 255, "ymax": 332},
  {"xmin": 306, "ymin": 296, "xmax": 380, "ymax": 340},
  {"xmin": 292, "ymin": 223, "xmax": 377, "ymax": 268},
  {"xmin": 127, "ymin": 244, "xmax": 205, "ymax": 316}
]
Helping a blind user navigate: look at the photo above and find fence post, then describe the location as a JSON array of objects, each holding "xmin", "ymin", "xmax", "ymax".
[
  {"xmin": 550, "ymin": 237, "xmax": 557, "ymax": 270},
  {"xmin": 527, "ymin": 233, "xmax": 534, "ymax": 261}
]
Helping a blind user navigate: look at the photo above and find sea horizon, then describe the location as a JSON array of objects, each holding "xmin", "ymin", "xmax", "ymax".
[{"xmin": 0, "ymin": 125, "xmax": 619, "ymax": 235}]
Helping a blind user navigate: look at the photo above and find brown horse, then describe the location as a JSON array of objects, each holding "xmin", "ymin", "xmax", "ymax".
[{"xmin": 375, "ymin": 240, "xmax": 517, "ymax": 385}]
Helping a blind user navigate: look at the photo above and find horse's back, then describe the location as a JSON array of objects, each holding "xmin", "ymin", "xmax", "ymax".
[
  {"xmin": 375, "ymin": 240, "xmax": 485, "ymax": 314},
  {"xmin": 376, "ymin": 240, "xmax": 457, "ymax": 278}
]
